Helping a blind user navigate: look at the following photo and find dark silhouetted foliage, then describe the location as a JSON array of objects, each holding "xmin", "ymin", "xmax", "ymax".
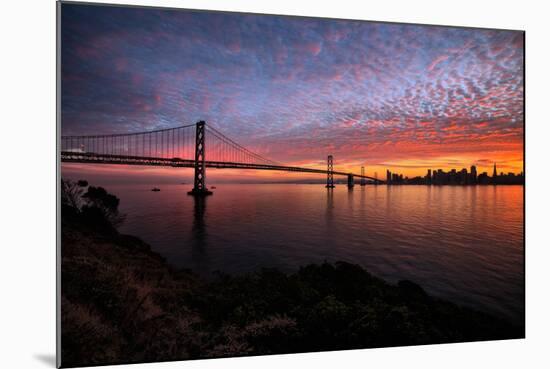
[
  {"xmin": 82, "ymin": 186, "xmax": 125, "ymax": 227},
  {"xmin": 61, "ymin": 179, "xmax": 85, "ymax": 212},
  {"xmin": 61, "ymin": 208, "xmax": 523, "ymax": 367},
  {"xmin": 61, "ymin": 179, "xmax": 125, "ymax": 231}
]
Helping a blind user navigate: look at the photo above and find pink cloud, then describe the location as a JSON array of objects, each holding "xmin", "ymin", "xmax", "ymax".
[
  {"xmin": 427, "ymin": 55, "xmax": 450, "ymax": 72},
  {"xmin": 304, "ymin": 41, "xmax": 322, "ymax": 56}
]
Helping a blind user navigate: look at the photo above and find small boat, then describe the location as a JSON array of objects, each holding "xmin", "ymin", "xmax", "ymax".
[
  {"xmin": 211, "ymin": 186, "xmax": 217, "ymax": 189},
  {"xmin": 151, "ymin": 187, "xmax": 161, "ymax": 192}
]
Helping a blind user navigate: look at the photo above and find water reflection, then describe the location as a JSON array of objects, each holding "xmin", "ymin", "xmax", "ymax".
[
  {"xmin": 115, "ymin": 184, "xmax": 523, "ymax": 324},
  {"xmin": 191, "ymin": 196, "xmax": 208, "ymax": 270},
  {"xmin": 326, "ymin": 188, "xmax": 334, "ymax": 221}
]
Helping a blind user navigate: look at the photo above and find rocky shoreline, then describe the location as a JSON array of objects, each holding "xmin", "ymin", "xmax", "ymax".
[{"xmin": 61, "ymin": 209, "xmax": 523, "ymax": 367}]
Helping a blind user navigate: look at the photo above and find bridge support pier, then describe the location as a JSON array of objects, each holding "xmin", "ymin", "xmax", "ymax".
[
  {"xmin": 326, "ymin": 155, "xmax": 335, "ymax": 188},
  {"xmin": 360, "ymin": 166, "xmax": 366, "ymax": 186},
  {"xmin": 188, "ymin": 120, "xmax": 213, "ymax": 196},
  {"xmin": 347, "ymin": 174, "xmax": 354, "ymax": 189}
]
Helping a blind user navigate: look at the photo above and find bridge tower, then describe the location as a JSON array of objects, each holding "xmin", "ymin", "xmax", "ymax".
[
  {"xmin": 326, "ymin": 155, "xmax": 335, "ymax": 188},
  {"xmin": 360, "ymin": 166, "xmax": 366, "ymax": 186},
  {"xmin": 188, "ymin": 120, "xmax": 213, "ymax": 196},
  {"xmin": 347, "ymin": 174, "xmax": 355, "ymax": 189}
]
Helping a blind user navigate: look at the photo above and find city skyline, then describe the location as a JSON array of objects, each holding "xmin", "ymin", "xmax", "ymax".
[
  {"xmin": 61, "ymin": 5, "xmax": 524, "ymax": 181},
  {"xmin": 386, "ymin": 162, "xmax": 523, "ymax": 185}
]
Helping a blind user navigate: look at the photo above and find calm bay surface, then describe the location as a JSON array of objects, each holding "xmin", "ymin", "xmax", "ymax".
[{"xmin": 110, "ymin": 183, "xmax": 523, "ymax": 324}]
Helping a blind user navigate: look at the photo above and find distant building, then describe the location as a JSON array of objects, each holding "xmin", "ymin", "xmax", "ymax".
[
  {"xmin": 449, "ymin": 169, "xmax": 457, "ymax": 185},
  {"xmin": 392, "ymin": 173, "xmax": 399, "ymax": 183},
  {"xmin": 459, "ymin": 168, "xmax": 468, "ymax": 185},
  {"xmin": 436, "ymin": 169, "xmax": 444, "ymax": 185},
  {"xmin": 470, "ymin": 165, "xmax": 477, "ymax": 184},
  {"xmin": 478, "ymin": 172, "xmax": 490, "ymax": 184}
]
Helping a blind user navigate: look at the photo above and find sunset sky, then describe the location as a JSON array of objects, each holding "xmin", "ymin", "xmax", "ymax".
[{"xmin": 61, "ymin": 3, "xmax": 524, "ymax": 183}]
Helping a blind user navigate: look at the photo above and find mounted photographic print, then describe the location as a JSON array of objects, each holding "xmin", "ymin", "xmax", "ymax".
[{"xmin": 57, "ymin": 1, "xmax": 525, "ymax": 367}]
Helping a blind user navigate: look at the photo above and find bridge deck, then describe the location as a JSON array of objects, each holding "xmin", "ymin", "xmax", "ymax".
[{"xmin": 61, "ymin": 152, "xmax": 384, "ymax": 182}]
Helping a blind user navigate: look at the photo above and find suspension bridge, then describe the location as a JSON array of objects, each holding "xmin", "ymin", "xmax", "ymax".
[{"xmin": 61, "ymin": 121, "xmax": 384, "ymax": 196}]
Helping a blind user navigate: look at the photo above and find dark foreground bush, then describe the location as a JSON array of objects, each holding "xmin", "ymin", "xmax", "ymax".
[{"xmin": 186, "ymin": 262, "xmax": 521, "ymax": 355}]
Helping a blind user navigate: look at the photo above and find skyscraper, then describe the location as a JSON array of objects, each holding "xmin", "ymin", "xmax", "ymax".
[
  {"xmin": 470, "ymin": 165, "xmax": 477, "ymax": 184},
  {"xmin": 460, "ymin": 168, "xmax": 468, "ymax": 185}
]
